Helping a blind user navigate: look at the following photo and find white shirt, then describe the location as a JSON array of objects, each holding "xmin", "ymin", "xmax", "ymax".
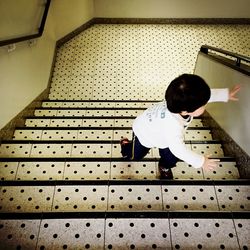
[{"xmin": 132, "ymin": 88, "xmax": 229, "ymax": 168}]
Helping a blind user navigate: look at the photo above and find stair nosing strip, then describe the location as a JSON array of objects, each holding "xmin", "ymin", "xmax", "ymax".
[
  {"xmin": 14, "ymin": 126, "xmax": 211, "ymax": 130},
  {"xmin": 25, "ymin": 116, "xmax": 137, "ymax": 119},
  {"xmin": 0, "ymin": 156, "xmax": 236, "ymax": 162},
  {"xmin": 0, "ymin": 211, "xmax": 249, "ymax": 220},
  {"xmin": 1, "ymin": 179, "xmax": 249, "ymax": 186},
  {"xmin": 35, "ymin": 107, "xmax": 147, "ymax": 110},
  {"xmin": 42, "ymin": 100, "xmax": 161, "ymax": 103},
  {"xmin": 0, "ymin": 139, "xmax": 222, "ymax": 144}
]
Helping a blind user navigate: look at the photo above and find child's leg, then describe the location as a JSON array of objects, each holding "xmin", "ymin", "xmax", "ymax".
[
  {"xmin": 158, "ymin": 148, "xmax": 179, "ymax": 179},
  {"xmin": 120, "ymin": 134, "xmax": 150, "ymax": 160}
]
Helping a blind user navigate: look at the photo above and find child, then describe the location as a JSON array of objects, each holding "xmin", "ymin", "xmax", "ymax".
[{"xmin": 120, "ymin": 74, "xmax": 240, "ymax": 179}]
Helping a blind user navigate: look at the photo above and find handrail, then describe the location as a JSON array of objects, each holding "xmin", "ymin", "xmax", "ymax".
[
  {"xmin": 200, "ymin": 45, "xmax": 250, "ymax": 76},
  {"xmin": 0, "ymin": 0, "xmax": 51, "ymax": 47},
  {"xmin": 200, "ymin": 45, "xmax": 250, "ymax": 65}
]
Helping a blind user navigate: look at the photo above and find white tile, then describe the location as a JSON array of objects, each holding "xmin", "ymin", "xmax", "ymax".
[
  {"xmin": 78, "ymin": 129, "xmax": 113, "ymax": 140},
  {"xmin": 185, "ymin": 130, "xmax": 212, "ymax": 140},
  {"xmin": 0, "ymin": 219, "xmax": 41, "ymax": 250},
  {"xmin": 203, "ymin": 162, "xmax": 240, "ymax": 180},
  {"xmin": 85, "ymin": 109, "xmax": 115, "ymax": 117},
  {"xmin": 16, "ymin": 162, "xmax": 65, "ymax": 180},
  {"xmin": 113, "ymin": 118, "xmax": 134, "ymax": 127},
  {"xmin": 71, "ymin": 143, "xmax": 111, "ymax": 157},
  {"xmin": 191, "ymin": 143, "xmax": 224, "ymax": 157},
  {"xmin": 52, "ymin": 185, "xmax": 108, "ymax": 211},
  {"xmin": 216, "ymin": 185, "xmax": 250, "ymax": 211},
  {"xmin": 82, "ymin": 118, "xmax": 115, "ymax": 127},
  {"xmin": 56, "ymin": 109, "xmax": 86, "ymax": 117},
  {"xmin": 13, "ymin": 129, "xmax": 43, "ymax": 140},
  {"xmin": 34, "ymin": 109, "xmax": 58, "ymax": 117},
  {"xmin": 0, "ymin": 144, "xmax": 31, "ymax": 158},
  {"xmin": 0, "ymin": 162, "xmax": 18, "ymax": 181},
  {"xmin": 25, "ymin": 118, "xmax": 51, "ymax": 127},
  {"xmin": 0, "ymin": 186, "xmax": 54, "ymax": 212},
  {"xmin": 41, "ymin": 130, "xmax": 78, "ymax": 140},
  {"xmin": 108, "ymin": 185, "xmax": 162, "ymax": 211},
  {"xmin": 110, "ymin": 161, "xmax": 157, "ymax": 180},
  {"xmin": 113, "ymin": 129, "xmax": 132, "ymax": 140},
  {"xmin": 30, "ymin": 144, "xmax": 72, "ymax": 157},
  {"xmin": 37, "ymin": 219, "xmax": 105, "ymax": 250},
  {"xmin": 234, "ymin": 219, "xmax": 250, "ymax": 250},
  {"xmin": 64, "ymin": 161, "xmax": 110, "ymax": 180},
  {"xmin": 170, "ymin": 218, "xmax": 239, "ymax": 250},
  {"xmin": 162, "ymin": 185, "xmax": 218, "ymax": 211},
  {"xmin": 105, "ymin": 218, "xmax": 171, "ymax": 250},
  {"xmin": 190, "ymin": 119, "xmax": 204, "ymax": 127},
  {"xmin": 50, "ymin": 119, "xmax": 82, "ymax": 127},
  {"xmin": 172, "ymin": 162, "xmax": 204, "ymax": 180}
]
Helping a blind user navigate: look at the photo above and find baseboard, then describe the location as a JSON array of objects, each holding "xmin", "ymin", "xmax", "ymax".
[
  {"xmin": 93, "ymin": 18, "xmax": 250, "ymax": 25},
  {"xmin": 56, "ymin": 19, "xmax": 96, "ymax": 48},
  {"xmin": 56, "ymin": 17, "xmax": 250, "ymax": 48},
  {"xmin": 202, "ymin": 111, "xmax": 250, "ymax": 179}
]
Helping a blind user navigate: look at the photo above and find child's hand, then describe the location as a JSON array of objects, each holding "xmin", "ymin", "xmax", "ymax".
[
  {"xmin": 229, "ymin": 84, "xmax": 241, "ymax": 101},
  {"xmin": 202, "ymin": 156, "xmax": 220, "ymax": 171}
]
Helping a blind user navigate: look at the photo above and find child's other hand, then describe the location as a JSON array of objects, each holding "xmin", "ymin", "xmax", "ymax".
[
  {"xmin": 229, "ymin": 84, "xmax": 241, "ymax": 101},
  {"xmin": 202, "ymin": 156, "xmax": 220, "ymax": 171}
]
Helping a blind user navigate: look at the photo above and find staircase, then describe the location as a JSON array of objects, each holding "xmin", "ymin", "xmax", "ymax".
[{"xmin": 1, "ymin": 24, "xmax": 250, "ymax": 249}]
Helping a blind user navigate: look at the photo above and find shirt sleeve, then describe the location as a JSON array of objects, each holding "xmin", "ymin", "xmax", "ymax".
[
  {"xmin": 168, "ymin": 134, "xmax": 205, "ymax": 168},
  {"xmin": 208, "ymin": 88, "xmax": 229, "ymax": 103}
]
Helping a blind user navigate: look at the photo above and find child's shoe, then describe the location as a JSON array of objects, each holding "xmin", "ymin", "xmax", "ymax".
[
  {"xmin": 159, "ymin": 166, "xmax": 173, "ymax": 179},
  {"xmin": 120, "ymin": 138, "xmax": 130, "ymax": 159}
]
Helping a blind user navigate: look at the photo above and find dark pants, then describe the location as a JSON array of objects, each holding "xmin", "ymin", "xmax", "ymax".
[{"xmin": 121, "ymin": 134, "xmax": 179, "ymax": 169}]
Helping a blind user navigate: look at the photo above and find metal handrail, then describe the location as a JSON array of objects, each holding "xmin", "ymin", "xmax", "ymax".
[
  {"xmin": 200, "ymin": 45, "xmax": 250, "ymax": 66},
  {"xmin": 0, "ymin": 0, "xmax": 51, "ymax": 47}
]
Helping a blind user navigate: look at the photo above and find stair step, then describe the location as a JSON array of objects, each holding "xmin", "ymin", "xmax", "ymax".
[
  {"xmin": 0, "ymin": 180, "xmax": 249, "ymax": 213},
  {"xmin": 24, "ymin": 117, "xmax": 205, "ymax": 128},
  {"xmin": 0, "ymin": 140, "xmax": 224, "ymax": 158},
  {"xmin": 0, "ymin": 158, "xmax": 239, "ymax": 181},
  {"xmin": 13, "ymin": 127, "xmax": 212, "ymax": 141},
  {"xmin": 41, "ymin": 100, "xmax": 159, "ymax": 108},
  {"xmin": 34, "ymin": 108, "xmax": 145, "ymax": 117},
  {"xmin": 0, "ymin": 211, "xmax": 248, "ymax": 250}
]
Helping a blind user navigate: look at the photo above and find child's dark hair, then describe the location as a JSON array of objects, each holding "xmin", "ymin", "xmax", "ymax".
[{"xmin": 165, "ymin": 74, "xmax": 211, "ymax": 113}]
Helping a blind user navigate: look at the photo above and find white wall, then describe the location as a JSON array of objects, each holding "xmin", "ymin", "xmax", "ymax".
[
  {"xmin": 195, "ymin": 53, "xmax": 250, "ymax": 156},
  {"xmin": 94, "ymin": 0, "xmax": 250, "ymax": 18},
  {"xmin": 0, "ymin": 0, "xmax": 94, "ymax": 130},
  {"xmin": 51, "ymin": 0, "xmax": 94, "ymax": 40}
]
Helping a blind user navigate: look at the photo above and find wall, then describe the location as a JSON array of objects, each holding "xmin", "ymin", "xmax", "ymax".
[
  {"xmin": 194, "ymin": 53, "xmax": 250, "ymax": 156},
  {"xmin": 0, "ymin": 0, "xmax": 44, "ymax": 40},
  {"xmin": 0, "ymin": 0, "xmax": 94, "ymax": 130},
  {"xmin": 51, "ymin": 0, "xmax": 94, "ymax": 40},
  {"xmin": 94, "ymin": 0, "xmax": 250, "ymax": 18}
]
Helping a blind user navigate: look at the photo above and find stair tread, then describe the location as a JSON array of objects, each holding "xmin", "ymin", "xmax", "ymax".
[
  {"xmin": 0, "ymin": 160, "xmax": 239, "ymax": 181},
  {"xmin": 1, "ymin": 212, "xmax": 248, "ymax": 250},
  {"xmin": 0, "ymin": 182, "xmax": 249, "ymax": 213}
]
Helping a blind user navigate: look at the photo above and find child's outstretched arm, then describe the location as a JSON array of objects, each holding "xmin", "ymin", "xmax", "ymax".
[
  {"xmin": 229, "ymin": 84, "xmax": 241, "ymax": 101},
  {"xmin": 209, "ymin": 84, "xmax": 241, "ymax": 103}
]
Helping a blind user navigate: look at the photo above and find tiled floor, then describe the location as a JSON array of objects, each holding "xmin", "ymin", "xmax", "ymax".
[
  {"xmin": 50, "ymin": 24, "xmax": 250, "ymax": 101},
  {"xmin": 0, "ymin": 24, "xmax": 249, "ymax": 249}
]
